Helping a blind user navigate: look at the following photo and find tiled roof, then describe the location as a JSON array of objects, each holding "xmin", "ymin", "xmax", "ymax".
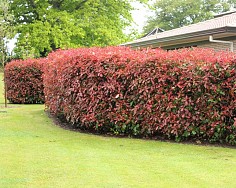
[{"xmin": 125, "ymin": 12, "xmax": 236, "ymax": 45}]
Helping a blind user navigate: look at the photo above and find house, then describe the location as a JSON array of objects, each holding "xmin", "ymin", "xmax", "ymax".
[{"xmin": 122, "ymin": 11, "xmax": 236, "ymax": 52}]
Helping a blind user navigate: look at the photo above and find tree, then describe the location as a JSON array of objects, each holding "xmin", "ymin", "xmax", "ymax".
[
  {"xmin": 0, "ymin": 0, "xmax": 14, "ymax": 107},
  {"xmin": 143, "ymin": 0, "xmax": 236, "ymax": 34},
  {"xmin": 10, "ymin": 0, "xmax": 147, "ymax": 58}
]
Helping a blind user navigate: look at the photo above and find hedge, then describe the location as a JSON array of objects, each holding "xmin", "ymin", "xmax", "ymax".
[
  {"xmin": 43, "ymin": 47, "xmax": 236, "ymax": 145},
  {"xmin": 5, "ymin": 58, "xmax": 45, "ymax": 104}
]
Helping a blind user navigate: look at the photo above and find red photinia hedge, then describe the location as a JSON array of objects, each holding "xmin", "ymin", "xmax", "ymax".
[
  {"xmin": 43, "ymin": 47, "xmax": 236, "ymax": 145},
  {"xmin": 5, "ymin": 58, "xmax": 45, "ymax": 104}
]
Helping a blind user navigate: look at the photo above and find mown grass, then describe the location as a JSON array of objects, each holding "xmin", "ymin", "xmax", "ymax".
[{"xmin": 0, "ymin": 73, "xmax": 236, "ymax": 188}]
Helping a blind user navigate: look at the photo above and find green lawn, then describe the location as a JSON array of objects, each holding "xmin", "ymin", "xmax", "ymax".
[{"xmin": 0, "ymin": 73, "xmax": 236, "ymax": 188}]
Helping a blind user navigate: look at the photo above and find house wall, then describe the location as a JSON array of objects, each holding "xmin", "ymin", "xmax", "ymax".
[
  {"xmin": 164, "ymin": 38, "xmax": 236, "ymax": 53},
  {"xmin": 199, "ymin": 40, "xmax": 236, "ymax": 53}
]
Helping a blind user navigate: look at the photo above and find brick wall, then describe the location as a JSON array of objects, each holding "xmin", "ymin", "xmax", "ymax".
[{"xmin": 199, "ymin": 40, "xmax": 236, "ymax": 53}]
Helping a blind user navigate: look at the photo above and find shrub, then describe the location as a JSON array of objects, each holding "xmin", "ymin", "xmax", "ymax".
[
  {"xmin": 44, "ymin": 47, "xmax": 236, "ymax": 145},
  {"xmin": 127, "ymin": 48, "xmax": 236, "ymax": 144},
  {"xmin": 5, "ymin": 58, "xmax": 45, "ymax": 104}
]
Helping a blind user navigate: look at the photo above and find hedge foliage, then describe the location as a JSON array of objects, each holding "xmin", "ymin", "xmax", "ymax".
[
  {"xmin": 43, "ymin": 47, "xmax": 236, "ymax": 145},
  {"xmin": 5, "ymin": 58, "xmax": 45, "ymax": 104}
]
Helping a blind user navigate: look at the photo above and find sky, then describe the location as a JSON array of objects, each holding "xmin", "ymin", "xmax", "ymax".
[
  {"xmin": 131, "ymin": 2, "xmax": 152, "ymax": 32},
  {"xmin": 7, "ymin": 38, "xmax": 17, "ymax": 53}
]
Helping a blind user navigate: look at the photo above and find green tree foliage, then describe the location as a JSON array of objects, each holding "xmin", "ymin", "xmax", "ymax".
[
  {"xmin": 143, "ymin": 0, "xmax": 236, "ymax": 34},
  {"xmin": 10, "ymin": 0, "xmax": 146, "ymax": 58},
  {"xmin": 0, "ymin": 0, "xmax": 13, "ymax": 66},
  {"xmin": 0, "ymin": 0, "xmax": 14, "ymax": 107}
]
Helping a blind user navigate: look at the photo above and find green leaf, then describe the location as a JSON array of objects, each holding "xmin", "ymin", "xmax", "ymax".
[{"xmin": 10, "ymin": 0, "xmax": 144, "ymax": 58}]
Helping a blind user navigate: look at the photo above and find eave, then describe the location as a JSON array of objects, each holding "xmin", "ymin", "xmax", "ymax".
[{"xmin": 124, "ymin": 26, "xmax": 236, "ymax": 49}]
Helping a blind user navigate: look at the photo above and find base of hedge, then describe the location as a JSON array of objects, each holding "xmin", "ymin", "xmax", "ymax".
[{"xmin": 46, "ymin": 110, "xmax": 236, "ymax": 148}]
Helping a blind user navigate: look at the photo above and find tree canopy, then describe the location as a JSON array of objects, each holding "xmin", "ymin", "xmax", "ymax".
[
  {"xmin": 0, "ymin": 0, "xmax": 14, "ymax": 107},
  {"xmin": 10, "ymin": 0, "xmax": 146, "ymax": 58},
  {"xmin": 143, "ymin": 0, "xmax": 236, "ymax": 34},
  {"xmin": 0, "ymin": 0, "xmax": 13, "ymax": 64}
]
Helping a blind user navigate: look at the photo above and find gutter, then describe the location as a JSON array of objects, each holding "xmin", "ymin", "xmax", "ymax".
[{"xmin": 209, "ymin": 35, "xmax": 234, "ymax": 52}]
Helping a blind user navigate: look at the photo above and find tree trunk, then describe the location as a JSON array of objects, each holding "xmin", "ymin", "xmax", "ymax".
[
  {"xmin": 2, "ymin": 46, "xmax": 7, "ymax": 108},
  {"xmin": 4, "ymin": 69, "xmax": 7, "ymax": 108}
]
